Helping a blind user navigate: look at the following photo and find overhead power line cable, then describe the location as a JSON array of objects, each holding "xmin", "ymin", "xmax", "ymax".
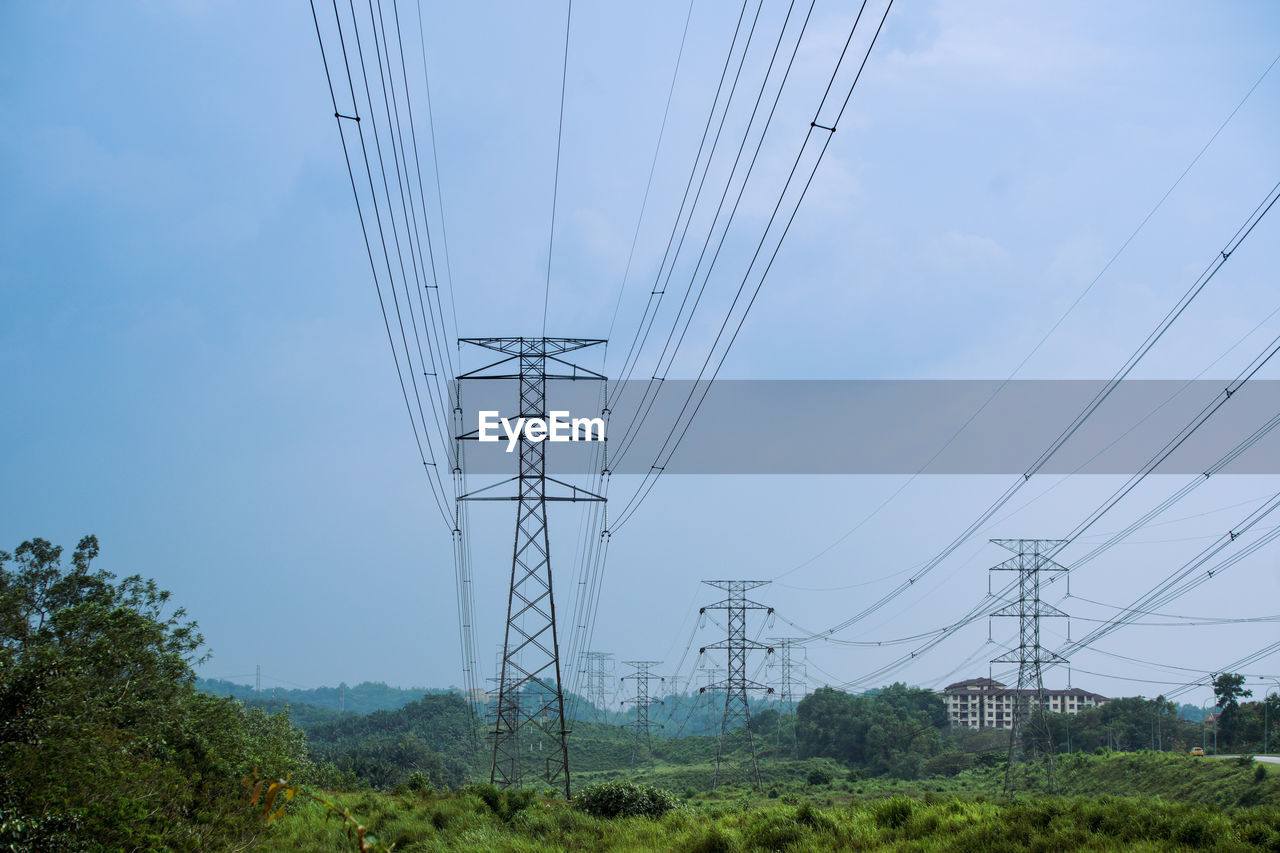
[
  {"xmin": 543, "ymin": 0, "xmax": 572, "ymax": 337},
  {"xmin": 307, "ymin": 0, "xmax": 452, "ymax": 529},
  {"xmin": 612, "ymin": 0, "xmax": 896, "ymax": 531},
  {"xmin": 770, "ymin": 49, "xmax": 1280, "ymax": 583},
  {"xmin": 773, "ymin": 177, "xmax": 1280, "ymax": 640}
]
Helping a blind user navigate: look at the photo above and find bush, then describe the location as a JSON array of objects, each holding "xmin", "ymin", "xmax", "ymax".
[
  {"xmin": 922, "ymin": 751, "xmax": 975, "ymax": 778},
  {"xmin": 795, "ymin": 801, "xmax": 835, "ymax": 831},
  {"xmin": 871, "ymin": 795, "xmax": 914, "ymax": 829},
  {"xmin": 574, "ymin": 781, "xmax": 680, "ymax": 819},
  {"xmin": 806, "ymin": 767, "xmax": 833, "ymax": 786},
  {"xmin": 744, "ymin": 811, "xmax": 809, "ymax": 850},
  {"xmin": 687, "ymin": 823, "xmax": 739, "ymax": 853},
  {"xmin": 462, "ymin": 783, "xmax": 537, "ymax": 822}
]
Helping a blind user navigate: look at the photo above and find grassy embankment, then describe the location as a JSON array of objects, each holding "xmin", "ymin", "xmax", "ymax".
[{"xmin": 252, "ymin": 751, "xmax": 1280, "ymax": 851}]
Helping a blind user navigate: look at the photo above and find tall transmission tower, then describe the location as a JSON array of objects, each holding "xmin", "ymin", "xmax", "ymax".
[
  {"xmin": 458, "ymin": 337, "xmax": 606, "ymax": 797},
  {"xmin": 579, "ymin": 651, "xmax": 616, "ymax": 722},
  {"xmin": 621, "ymin": 660, "xmax": 664, "ymax": 768},
  {"xmin": 767, "ymin": 637, "xmax": 806, "ymax": 759},
  {"xmin": 988, "ymin": 538, "xmax": 1069, "ymax": 794},
  {"xmin": 699, "ymin": 580, "xmax": 774, "ymax": 789}
]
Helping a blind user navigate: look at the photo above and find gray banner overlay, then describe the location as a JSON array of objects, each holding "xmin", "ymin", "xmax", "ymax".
[{"xmin": 454, "ymin": 380, "xmax": 1280, "ymax": 475}]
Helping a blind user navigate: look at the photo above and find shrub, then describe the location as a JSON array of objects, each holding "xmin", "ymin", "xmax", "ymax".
[
  {"xmin": 795, "ymin": 801, "xmax": 835, "ymax": 832},
  {"xmin": 806, "ymin": 767, "xmax": 833, "ymax": 786},
  {"xmin": 871, "ymin": 796, "xmax": 914, "ymax": 829},
  {"xmin": 461, "ymin": 783, "xmax": 536, "ymax": 822},
  {"xmin": 744, "ymin": 811, "xmax": 809, "ymax": 850},
  {"xmin": 1255, "ymin": 763, "xmax": 1268, "ymax": 783},
  {"xmin": 922, "ymin": 751, "xmax": 975, "ymax": 778},
  {"xmin": 688, "ymin": 823, "xmax": 739, "ymax": 853},
  {"xmin": 574, "ymin": 781, "xmax": 680, "ymax": 819}
]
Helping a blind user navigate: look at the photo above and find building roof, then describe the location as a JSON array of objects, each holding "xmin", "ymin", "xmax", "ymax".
[
  {"xmin": 989, "ymin": 687, "xmax": 1108, "ymax": 701},
  {"xmin": 943, "ymin": 677, "xmax": 1006, "ymax": 692},
  {"xmin": 941, "ymin": 677, "xmax": 1107, "ymax": 702}
]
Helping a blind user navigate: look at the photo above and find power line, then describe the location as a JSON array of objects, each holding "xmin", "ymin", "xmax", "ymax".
[
  {"xmin": 604, "ymin": 0, "xmax": 697, "ymax": 352},
  {"xmin": 307, "ymin": 0, "xmax": 452, "ymax": 529},
  {"xmin": 772, "ymin": 176, "xmax": 1280, "ymax": 641},
  {"xmin": 769, "ymin": 49, "xmax": 1280, "ymax": 583},
  {"xmin": 612, "ymin": 0, "xmax": 896, "ymax": 531},
  {"xmin": 543, "ymin": 0, "xmax": 572, "ymax": 337}
]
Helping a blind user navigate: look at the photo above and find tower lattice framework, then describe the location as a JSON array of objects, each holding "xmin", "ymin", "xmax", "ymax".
[
  {"xmin": 988, "ymin": 538, "xmax": 1069, "ymax": 794},
  {"xmin": 580, "ymin": 651, "xmax": 615, "ymax": 722},
  {"xmin": 620, "ymin": 660, "xmax": 663, "ymax": 768},
  {"xmin": 458, "ymin": 337, "xmax": 605, "ymax": 796},
  {"xmin": 699, "ymin": 580, "xmax": 774, "ymax": 789},
  {"xmin": 767, "ymin": 637, "xmax": 806, "ymax": 759}
]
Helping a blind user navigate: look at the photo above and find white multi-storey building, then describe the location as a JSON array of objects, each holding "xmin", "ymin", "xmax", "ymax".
[{"xmin": 941, "ymin": 677, "xmax": 1107, "ymax": 730}]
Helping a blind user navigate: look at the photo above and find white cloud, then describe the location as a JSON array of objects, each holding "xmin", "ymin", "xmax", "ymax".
[{"xmin": 884, "ymin": 0, "xmax": 1111, "ymax": 92}]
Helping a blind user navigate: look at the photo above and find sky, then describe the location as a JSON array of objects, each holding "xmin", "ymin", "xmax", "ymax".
[{"xmin": 3, "ymin": 1, "xmax": 1280, "ymax": 710}]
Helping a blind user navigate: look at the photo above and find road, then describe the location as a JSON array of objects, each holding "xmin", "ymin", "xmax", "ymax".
[{"xmin": 1212, "ymin": 754, "xmax": 1280, "ymax": 764}]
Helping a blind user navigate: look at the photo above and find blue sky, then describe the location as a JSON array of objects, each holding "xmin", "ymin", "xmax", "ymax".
[{"xmin": 3, "ymin": 1, "xmax": 1280, "ymax": 707}]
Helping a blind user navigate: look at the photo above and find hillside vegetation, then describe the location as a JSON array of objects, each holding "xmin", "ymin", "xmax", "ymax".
[{"xmin": 252, "ymin": 786, "xmax": 1280, "ymax": 852}]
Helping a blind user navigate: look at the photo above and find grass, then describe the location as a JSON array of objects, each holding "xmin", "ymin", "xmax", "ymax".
[
  {"xmin": 247, "ymin": 751, "xmax": 1280, "ymax": 850},
  {"xmin": 251, "ymin": 789, "xmax": 1280, "ymax": 851}
]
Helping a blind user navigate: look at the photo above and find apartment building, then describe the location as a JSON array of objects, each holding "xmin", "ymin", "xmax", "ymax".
[{"xmin": 941, "ymin": 677, "xmax": 1107, "ymax": 730}]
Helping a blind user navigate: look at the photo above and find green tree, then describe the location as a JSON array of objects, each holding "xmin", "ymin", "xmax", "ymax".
[
  {"xmin": 0, "ymin": 536, "xmax": 310, "ymax": 851},
  {"xmin": 1213, "ymin": 673, "xmax": 1253, "ymax": 749}
]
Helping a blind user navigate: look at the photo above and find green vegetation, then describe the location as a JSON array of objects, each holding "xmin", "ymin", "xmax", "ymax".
[
  {"xmin": 197, "ymin": 677, "xmax": 448, "ymax": 715},
  {"xmin": 573, "ymin": 780, "xmax": 682, "ymax": 819},
  {"xmin": 250, "ymin": 787, "xmax": 1280, "ymax": 851},
  {"xmin": 304, "ymin": 693, "xmax": 483, "ymax": 790},
  {"xmin": 8, "ymin": 534, "xmax": 1280, "ymax": 851},
  {"xmin": 0, "ymin": 536, "xmax": 314, "ymax": 851}
]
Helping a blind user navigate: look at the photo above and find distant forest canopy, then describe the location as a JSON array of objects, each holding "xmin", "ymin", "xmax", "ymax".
[
  {"xmin": 195, "ymin": 677, "xmax": 453, "ymax": 715},
  {"xmin": 195, "ymin": 676, "xmax": 779, "ymax": 736},
  {"xmin": 196, "ymin": 673, "xmax": 1214, "ymax": 733}
]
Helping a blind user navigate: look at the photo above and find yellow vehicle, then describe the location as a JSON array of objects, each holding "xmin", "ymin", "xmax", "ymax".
[{"xmin": 1190, "ymin": 747, "xmax": 1205, "ymax": 756}]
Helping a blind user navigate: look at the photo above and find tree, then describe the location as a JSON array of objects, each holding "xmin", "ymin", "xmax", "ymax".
[
  {"xmin": 0, "ymin": 536, "xmax": 310, "ymax": 851},
  {"xmin": 1213, "ymin": 672, "xmax": 1253, "ymax": 749},
  {"xmin": 796, "ymin": 686, "xmax": 943, "ymax": 777}
]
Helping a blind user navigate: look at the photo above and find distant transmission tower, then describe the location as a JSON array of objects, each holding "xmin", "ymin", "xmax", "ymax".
[
  {"xmin": 621, "ymin": 661, "xmax": 664, "ymax": 768},
  {"xmin": 699, "ymin": 580, "xmax": 774, "ymax": 789},
  {"xmin": 768, "ymin": 637, "xmax": 806, "ymax": 759},
  {"xmin": 458, "ymin": 337, "xmax": 606, "ymax": 797},
  {"xmin": 988, "ymin": 538, "xmax": 1069, "ymax": 794},
  {"xmin": 699, "ymin": 664, "xmax": 725, "ymax": 735},
  {"xmin": 580, "ymin": 651, "xmax": 615, "ymax": 722}
]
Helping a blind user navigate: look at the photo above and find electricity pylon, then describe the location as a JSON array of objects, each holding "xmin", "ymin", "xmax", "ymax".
[
  {"xmin": 699, "ymin": 664, "xmax": 725, "ymax": 735},
  {"xmin": 989, "ymin": 538, "xmax": 1068, "ymax": 795},
  {"xmin": 457, "ymin": 337, "xmax": 605, "ymax": 797},
  {"xmin": 768, "ymin": 637, "xmax": 806, "ymax": 759},
  {"xmin": 580, "ymin": 651, "xmax": 615, "ymax": 722},
  {"xmin": 621, "ymin": 660, "xmax": 664, "ymax": 768},
  {"xmin": 699, "ymin": 580, "xmax": 774, "ymax": 789}
]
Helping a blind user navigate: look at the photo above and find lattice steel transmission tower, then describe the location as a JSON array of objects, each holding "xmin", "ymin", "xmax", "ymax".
[
  {"xmin": 699, "ymin": 580, "xmax": 774, "ymax": 789},
  {"xmin": 768, "ymin": 637, "xmax": 806, "ymax": 759},
  {"xmin": 698, "ymin": 664, "xmax": 726, "ymax": 734},
  {"xmin": 457, "ymin": 337, "xmax": 606, "ymax": 797},
  {"xmin": 580, "ymin": 651, "xmax": 616, "ymax": 722},
  {"xmin": 621, "ymin": 660, "xmax": 664, "ymax": 768},
  {"xmin": 988, "ymin": 538, "xmax": 1069, "ymax": 794}
]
